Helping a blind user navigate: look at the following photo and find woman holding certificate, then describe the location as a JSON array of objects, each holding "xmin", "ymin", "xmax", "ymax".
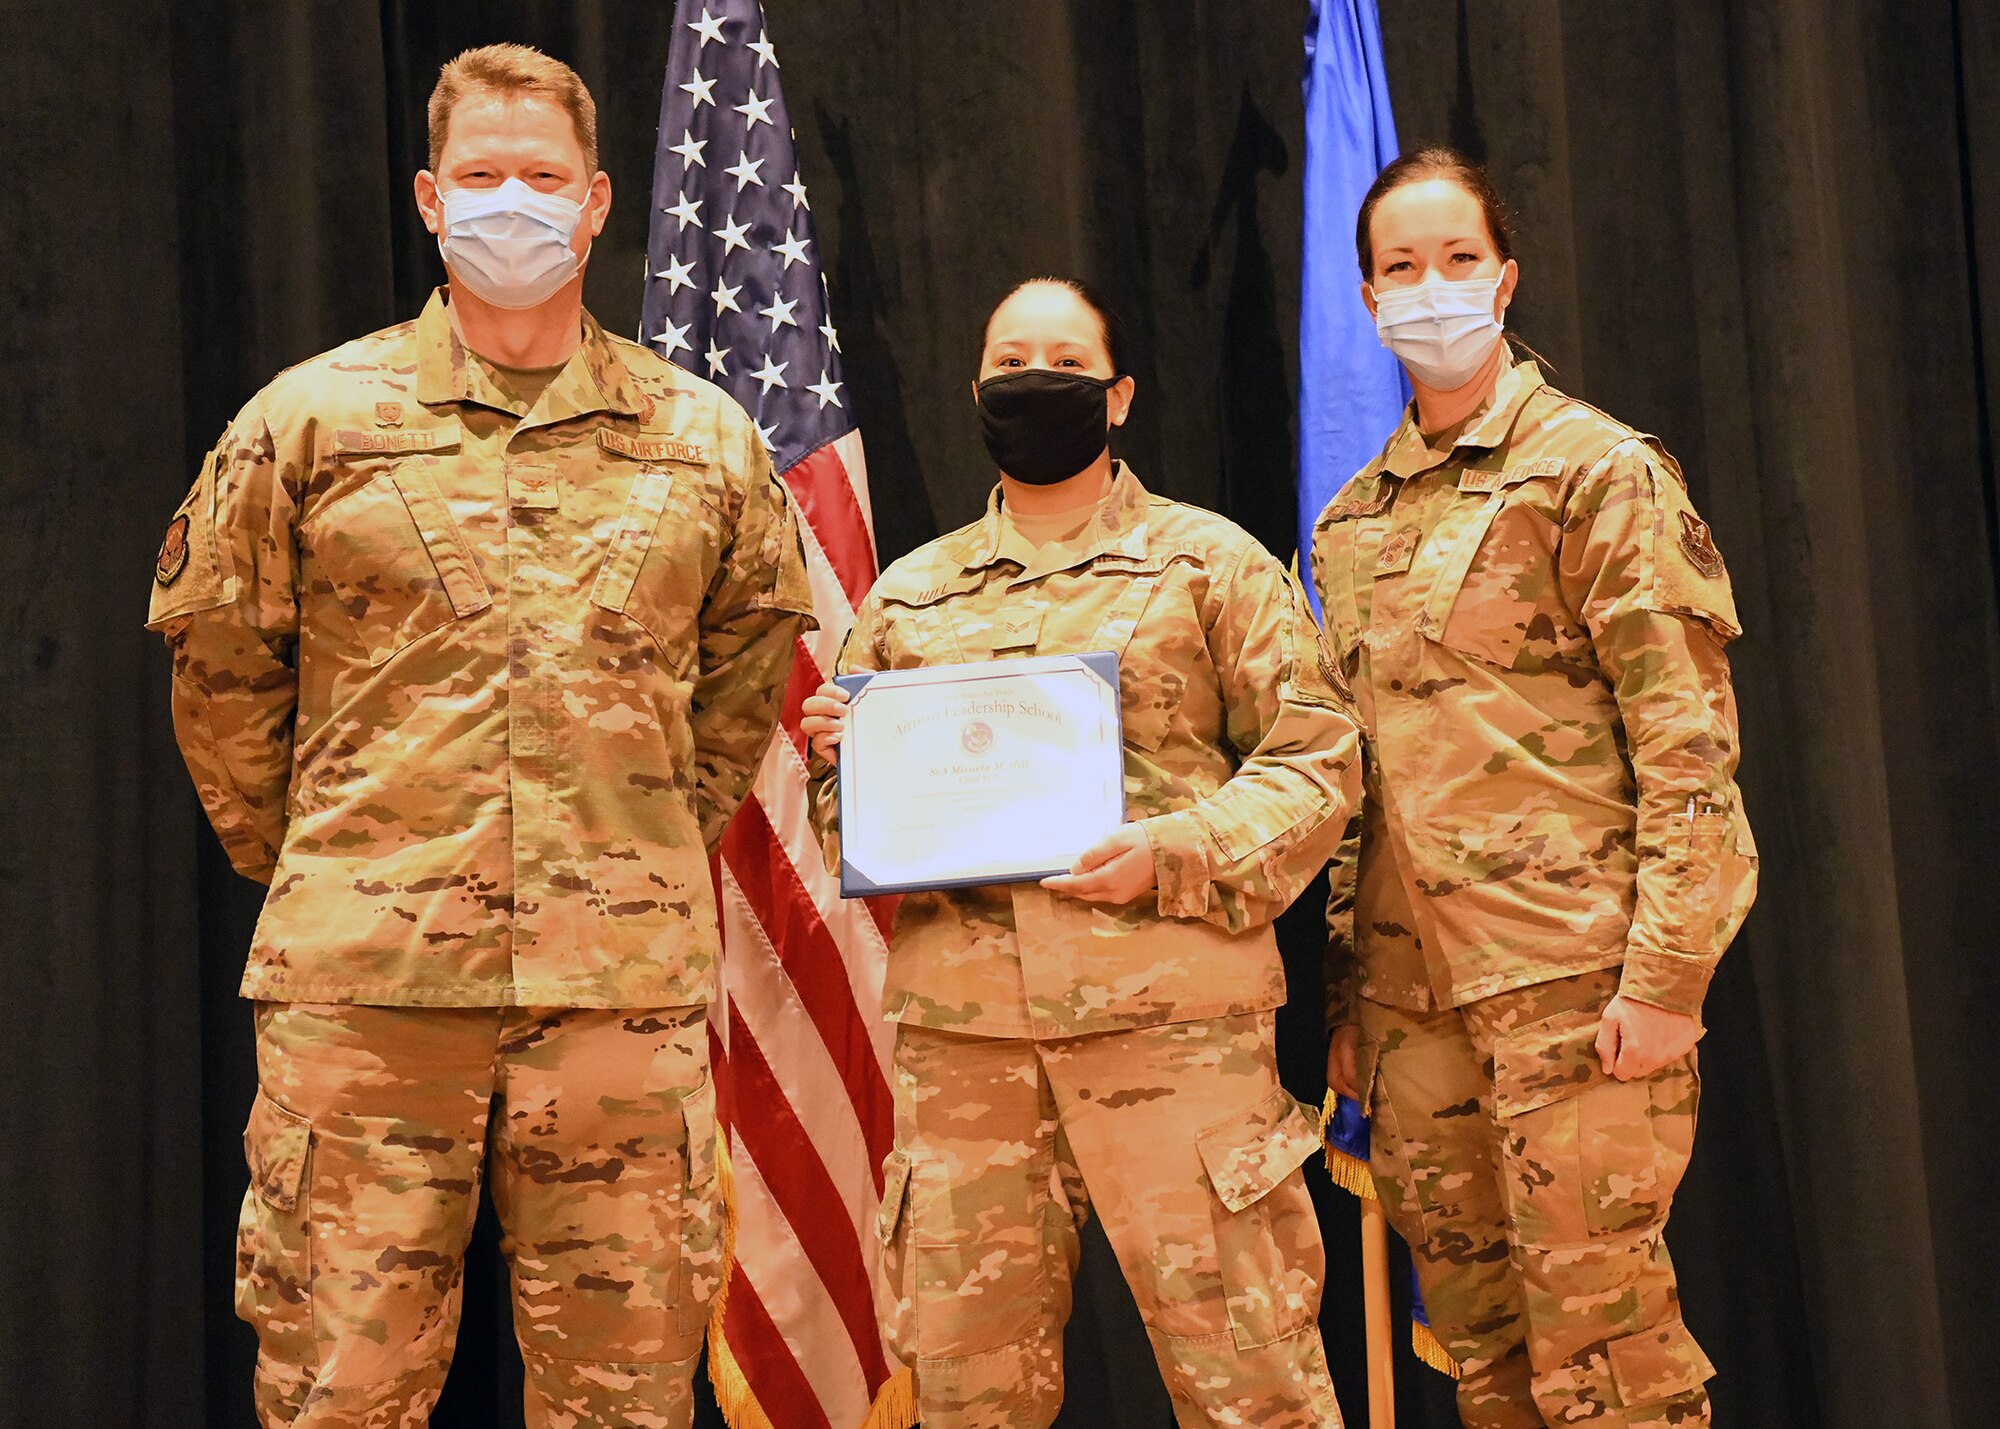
[
  {"xmin": 802, "ymin": 278, "xmax": 1360, "ymax": 1428},
  {"xmin": 1310, "ymin": 149, "xmax": 1756, "ymax": 1428}
]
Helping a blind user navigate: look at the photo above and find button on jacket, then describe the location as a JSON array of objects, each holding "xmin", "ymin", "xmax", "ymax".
[
  {"xmin": 809, "ymin": 464, "xmax": 1362, "ymax": 1039},
  {"xmin": 147, "ymin": 291, "xmax": 815, "ymax": 1008},
  {"xmin": 1310, "ymin": 355, "xmax": 1756, "ymax": 1024}
]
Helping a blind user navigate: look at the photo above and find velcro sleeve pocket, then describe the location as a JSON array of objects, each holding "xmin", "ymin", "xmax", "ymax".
[
  {"xmin": 1493, "ymin": 1008, "xmax": 1609, "ymax": 1119},
  {"xmin": 148, "ymin": 449, "xmax": 237, "ymax": 628},
  {"xmin": 244, "ymin": 1090, "xmax": 311, "ymax": 1213},
  {"xmin": 1196, "ymin": 1084, "xmax": 1323, "ymax": 1213}
]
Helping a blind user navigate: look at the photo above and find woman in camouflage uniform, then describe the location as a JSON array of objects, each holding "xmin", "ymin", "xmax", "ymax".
[
  {"xmin": 802, "ymin": 278, "xmax": 1360, "ymax": 1429},
  {"xmin": 1312, "ymin": 149, "xmax": 1757, "ymax": 1429}
]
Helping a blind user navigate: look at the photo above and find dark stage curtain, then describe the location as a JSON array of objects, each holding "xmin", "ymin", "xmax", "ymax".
[{"xmin": 4, "ymin": 2, "xmax": 1995, "ymax": 1426}]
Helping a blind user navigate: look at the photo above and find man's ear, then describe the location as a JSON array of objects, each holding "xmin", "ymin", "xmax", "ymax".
[
  {"xmin": 586, "ymin": 170, "xmax": 613, "ymax": 237},
  {"xmin": 414, "ymin": 171, "xmax": 443, "ymax": 236}
]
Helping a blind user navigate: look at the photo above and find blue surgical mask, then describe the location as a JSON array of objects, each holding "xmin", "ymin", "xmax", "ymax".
[{"xmin": 436, "ymin": 177, "xmax": 588, "ymax": 310}]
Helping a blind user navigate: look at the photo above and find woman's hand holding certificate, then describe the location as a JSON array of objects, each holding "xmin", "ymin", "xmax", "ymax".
[{"xmin": 816, "ymin": 652, "xmax": 1128, "ymax": 897}]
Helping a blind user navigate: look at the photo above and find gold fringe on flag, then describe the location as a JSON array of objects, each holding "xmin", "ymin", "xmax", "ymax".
[
  {"xmin": 1412, "ymin": 1320, "xmax": 1462, "ymax": 1379},
  {"xmin": 708, "ymin": 1324, "xmax": 775, "ymax": 1429},
  {"xmin": 1319, "ymin": 1091, "xmax": 1379, "ymax": 1201},
  {"xmin": 706, "ymin": 1131, "xmax": 771, "ymax": 1429},
  {"xmin": 704, "ymin": 1132, "xmax": 921, "ymax": 1429},
  {"xmin": 862, "ymin": 1367, "xmax": 917, "ymax": 1429}
]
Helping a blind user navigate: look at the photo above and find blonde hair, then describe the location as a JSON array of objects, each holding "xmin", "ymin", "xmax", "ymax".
[{"xmin": 427, "ymin": 43, "xmax": 598, "ymax": 173}]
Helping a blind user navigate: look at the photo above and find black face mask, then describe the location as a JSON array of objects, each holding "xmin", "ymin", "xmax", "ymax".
[{"xmin": 975, "ymin": 369, "xmax": 1122, "ymax": 485}]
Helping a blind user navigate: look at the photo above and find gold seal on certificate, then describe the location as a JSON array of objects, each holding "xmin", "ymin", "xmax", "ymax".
[{"xmin": 835, "ymin": 652, "xmax": 1126, "ymax": 896}]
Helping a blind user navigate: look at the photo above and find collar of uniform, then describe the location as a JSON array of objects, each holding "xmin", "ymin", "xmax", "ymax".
[
  {"xmin": 1457, "ymin": 354, "xmax": 1544, "ymax": 452},
  {"xmin": 946, "ymin": 461, "xmax": 1151, "ymax": 573},
  {"xmin": 412, "ymin": 289, "xmax": 646, "ymax": 421},
  {"xmin": 1380, "ymin": 349, "xmax": 1546, "ymax": 480}
]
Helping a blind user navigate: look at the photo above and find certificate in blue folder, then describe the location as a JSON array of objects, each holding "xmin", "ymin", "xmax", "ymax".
[{"xmin": 834, "ymin": 651, "xmax": 1126, "ymax": 898}]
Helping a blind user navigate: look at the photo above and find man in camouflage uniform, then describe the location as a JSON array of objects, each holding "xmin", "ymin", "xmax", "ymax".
[
  {"xmin": 1312, "ymin": 348, "xmax": 1756, "ymax": 1428},
  {"xmin": 808, "ymin": 455, "xmax": 1361, "ymax": 1429},
  {"xmin": 147, "ymin": 45, "xmax": 812, "ymax": 1428}
]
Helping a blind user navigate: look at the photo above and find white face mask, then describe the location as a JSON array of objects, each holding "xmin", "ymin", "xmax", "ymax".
[
  {"xmin": 436, "ymin": 177, "xmax": 588, "ymax": 310},
  {"xmin": 1370, "ymin": 273, "xmax": 1507, "ymax": 391}
]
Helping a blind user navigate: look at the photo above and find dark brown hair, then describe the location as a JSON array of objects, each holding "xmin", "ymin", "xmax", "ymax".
[
  {"xmin": 982, "ymin": 277, "xmax": 1131, "ymax": 376},
  {"xmin": 428, "ymin": 44, "xmax": 598, "ymax": 173},
  {"xmin": 1355, "ymin": 146, "xmax": 1516, "ymax": 280}
]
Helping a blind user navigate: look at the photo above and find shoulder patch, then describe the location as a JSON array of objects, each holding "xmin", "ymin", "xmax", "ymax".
[
  {"xmin": 154, "ymin": 514, "xmax": 191, "ymax": 587},
  {"xmin": 1677, "ymin": 510, "xmax": 1725, "ymax": 579},
  {"xmin": 146, "ymin": 447, "xmax": 234, "ymax": 629},
  {"xmin": 1644, "ymin": 465, "xmax": 1741, "ymax": 640}
]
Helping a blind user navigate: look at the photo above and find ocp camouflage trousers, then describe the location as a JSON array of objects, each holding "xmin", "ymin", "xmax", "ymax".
[
  {"xmin": 1360, "ymin": 968, "xmax": 1712, "ymax": 1429},
  {"xmin": 878, "ymin": 1012, "xmax": 1343, "ymax": 1429},
  {"xmin": 236, "ymin": 1003, "xmax": 720, "ymax": 1429}
]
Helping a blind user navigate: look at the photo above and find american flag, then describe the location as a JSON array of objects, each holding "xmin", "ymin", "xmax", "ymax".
[{"xmin": 641, "ymin": 4, "xmax": 906, "ymax": 1427}]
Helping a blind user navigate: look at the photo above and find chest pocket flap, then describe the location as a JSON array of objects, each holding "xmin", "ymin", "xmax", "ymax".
[
  {"xmin": 588, "ymin": 461, "xmax": 723, "ymax": 667},
  {"xmin": 1312, "ymin": 481, "xmax": 1396, "ymax": 656},
  {"xmin": 315, "ymin": 425, "xmax": 491, "ymax": 666},
  {"xmin": 1081, "ymin": 551, "xmax": 1207, "ymax": 755},
  {"xmin": 873, "ymin": 571, "xmax": 989, "ymax": 667},
  {"xmin": 1419, "ymin": 461, "xmax": 1563, "ymax": 667}
]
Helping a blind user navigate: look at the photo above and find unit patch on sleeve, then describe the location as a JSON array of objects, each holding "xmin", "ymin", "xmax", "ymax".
[
  {"xmin": 1677, "ymin": 510, "xmax": 1725, "ymax": 579},
  {"xmin": 155, "ymin": 514, "xmax": 191, "ymax": 587}
]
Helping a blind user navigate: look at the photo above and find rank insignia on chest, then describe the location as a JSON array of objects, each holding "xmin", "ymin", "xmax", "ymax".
[
  {"xmin": 374, "ymin": 401, "xmax": 404, "ymax": 428},
  {"xmin": 509, "ymin": 468, "xmax": 559, "ymax": 511},
  {"xmin": 1678, "ymin": 510, "xmax": 1725, "ymax": 578},
  {"xmin": 992, "ymin": 610, "xmax": 1042, "ymax": 650},
  {"xmin": 155, "ymin": 513, "xmax": 190, "ymax": 587},
  {"xmin": 1375, "ymin": 527, "xmax": 1421, "ymax": 577}
]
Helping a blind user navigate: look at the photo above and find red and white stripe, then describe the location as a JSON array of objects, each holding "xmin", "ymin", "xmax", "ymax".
[{"xmin": 713, "ymin": 427, "xmax": 901, "ymax": 1429}]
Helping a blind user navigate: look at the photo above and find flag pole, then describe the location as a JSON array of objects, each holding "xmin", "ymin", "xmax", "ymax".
[{"xmin": 1361, "ymin": 1195, "xmax": 1397, "ymax": 1429}]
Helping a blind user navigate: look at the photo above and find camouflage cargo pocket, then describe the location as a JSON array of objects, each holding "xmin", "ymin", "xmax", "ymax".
[
  {"xmin": 676, "ymin": 1074, "xmax": 723, "ymax": 1337},
  {"xmin": 873, "ymin": 1150, "xmax": 916, "ymax": 1366},
  {"xmin": 1606, "ymin": 1319, "xmax": 1714, "ymax": 1420},
  {"xmin": 1494, "ymin": 1010, "xmax": 1700, "ymax": 1240},
  {"xmin": 1360, "ymin": 1046, "xmax": 1443, "ymax": 1251},
  {"xmin": 236, "ymin": 1089, "xmax": 314, "ymax": 1363},
  {"xmin": 902, "ymin": 1153, "xmax": 1048, "ymax": 1362},
  {"xmin": 1195, "ymin": 1085, "xmax": 1327, "ymax": 1350}
]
